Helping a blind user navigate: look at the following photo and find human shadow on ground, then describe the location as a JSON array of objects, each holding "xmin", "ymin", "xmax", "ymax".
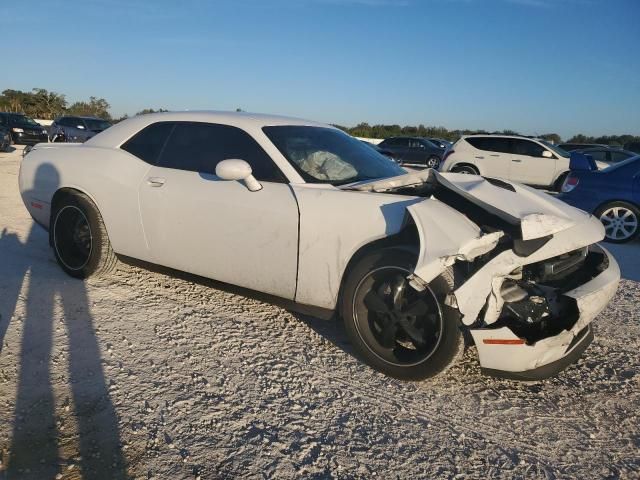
[{"xmin": 0, "ymin": 165, "xmax": 127, "ymax": 479}]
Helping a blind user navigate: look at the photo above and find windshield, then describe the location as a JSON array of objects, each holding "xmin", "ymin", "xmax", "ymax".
[
  {"xmin": 541, "ymin": 140, "xmax": 570, "ymax": 158},
  {"xmin": 84, "ymin": 119, "xmax": 111, "ymax": 131},
  {"xmin": 11, "ymin": 114, "xmax": 39, "ymax": 126},
  {"xmin": 263, "ymin": 126, "xmax": 406, "ymax": 185}
]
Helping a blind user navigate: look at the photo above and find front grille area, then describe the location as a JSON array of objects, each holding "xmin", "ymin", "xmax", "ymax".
[{"xmin": 523, "ymin": 246, "xmax": 608, "ymax": 290}]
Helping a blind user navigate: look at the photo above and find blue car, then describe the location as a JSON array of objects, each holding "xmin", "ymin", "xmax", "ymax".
[{"xmin": 558, "ymin": 153, "xmax": 640, "ymax": 243}]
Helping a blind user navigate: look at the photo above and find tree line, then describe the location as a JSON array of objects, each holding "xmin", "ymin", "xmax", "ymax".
[
  {"xmin": 0, "ymin": 88, "xmax": 112, "ymax": 120},
  {"xmin": 1, "ymin": 88, "xmax": 638, "ymax": 146}
]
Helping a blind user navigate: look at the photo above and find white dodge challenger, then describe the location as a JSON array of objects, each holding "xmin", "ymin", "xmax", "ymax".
[{"xmin": 19, "ymin": 112, "xmax": 620, "ymax": 381}]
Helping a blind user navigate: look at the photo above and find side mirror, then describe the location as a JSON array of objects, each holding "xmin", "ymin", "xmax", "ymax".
[
  {"xmin": 215, "ymin": 159, "xmax": 262, "ymax": 192},
  {"xmin": 541, "ymin": 150, "xmax": 553, "ymax": 158}
]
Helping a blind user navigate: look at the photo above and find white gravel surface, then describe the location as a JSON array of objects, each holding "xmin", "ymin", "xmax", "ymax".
[{"xmin": 0, "ymin": 146, "xmax": 639, "ymax": 479}]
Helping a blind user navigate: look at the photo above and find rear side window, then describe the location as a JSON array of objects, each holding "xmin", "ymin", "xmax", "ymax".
[
  {"xmin": 158, "ymin": 122, "xmax": 285, "ymax": 182},
  {"xmin": 466, "ymin": 137, "xmax": 511, "ymax": 153},
  {"xmin": 121, "ymin": 122, "xmax": 174, "ymax": 164}
]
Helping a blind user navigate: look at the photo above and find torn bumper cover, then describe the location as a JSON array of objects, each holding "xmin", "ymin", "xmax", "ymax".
[{"xmin": 470, "ymin": 245, "xmax": 619, "ymax": 380}]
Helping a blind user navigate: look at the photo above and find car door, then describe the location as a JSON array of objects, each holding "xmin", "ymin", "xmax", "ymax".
[
  {"xmin": 406, "ymin": 139, "xmax": 428, "ymax": 165},
  {"xmin": 508, "ymin": 139, "xmax": 556, "ymax": 186},
  {"xmin": 137, "ymin": 121, "xmax": 300, "ymax": 299},
  {"xmin": 465, "ymin": 137, "xmax": 511, "ymax": 178},
  {"xmin": 379, "ymin": 138, "xmax": 409, "ymax": 163}
]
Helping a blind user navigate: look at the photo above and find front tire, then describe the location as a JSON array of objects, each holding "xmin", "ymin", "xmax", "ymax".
[
  {"xmin": 340, "ymin": 248, "xmax": 463, "ymax": 380},
  {"xmin": 426, "ymin": 155, "xmax": 440, "ymax": 169},
  {"xmin": 595, "ymin": 201, "xmax": 640, "ymax": 243},
  {"xmin": 52, "ymin": 193, "xmax": 118, "ymax": 278}
]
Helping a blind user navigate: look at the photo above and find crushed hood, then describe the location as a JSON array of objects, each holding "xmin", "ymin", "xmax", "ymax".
[{"xmin": 349, "ymin": 169, "xmax": 588, "ymax": 240}]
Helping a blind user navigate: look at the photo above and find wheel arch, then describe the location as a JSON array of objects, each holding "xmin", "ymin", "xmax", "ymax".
[
  {"xmin": 334, "ymin": 218, "xmax": 421, "ymax": 318},
  {"xmin": 552, "ymin": 170, "xmax": 570, "ymax": 190},
  {"xmin": 593, "ymin": 198, "xmax": 640, "ymax": 215},
  {"xmin": 50, "ymin": 186, "xmax": 103, "ymax": 246},
  {"xmin": 451, "ymin": 162, "xmax": 480, "ymax": 174}
]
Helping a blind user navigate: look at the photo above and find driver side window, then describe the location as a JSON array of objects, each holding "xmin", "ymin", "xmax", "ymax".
[{"xmin": 157, "ymin": 122, "xmax": 286, "ymax": 183}]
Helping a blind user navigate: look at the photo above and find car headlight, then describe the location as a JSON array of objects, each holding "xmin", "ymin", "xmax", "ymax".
[{"xmin": 12, "ymin": 127, "xmax": 24, "ymax": 133}]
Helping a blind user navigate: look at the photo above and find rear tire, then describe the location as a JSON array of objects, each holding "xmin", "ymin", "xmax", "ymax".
[
  {"xmin": 594, "ymin": 201, "xmax": 640, "ymax": 244},
  {"xmin": 451, "ymin": 164, "xmax": 479, "ymax": 175},
  {"xmin": 340, "ymin": 248, "xmax": 463, "ymax": 381},
  {"xmin": 52, "ymin": 193, "xmax": 118, "ymax": 278}
]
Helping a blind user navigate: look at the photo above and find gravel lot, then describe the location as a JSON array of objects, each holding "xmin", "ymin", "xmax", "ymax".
[{"xmin": 0, "ymin": 145, "xmax": 639, "ymax": 479}]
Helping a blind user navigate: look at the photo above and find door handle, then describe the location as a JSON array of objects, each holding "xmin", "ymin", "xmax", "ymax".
[
  {"xmin": 511, "ymin": 159, "xmax": 522, "ymax": 163},
  {"xmin": 147, "ymin": 177, "xmax": 166, "ymax": 187},
  {"xmin": 474, "ymin": 156, "xmax": 484, "ymax": 159},
  {"xmin": 490, "ymin": 154, "xmax": 500, "ymax": 157}
]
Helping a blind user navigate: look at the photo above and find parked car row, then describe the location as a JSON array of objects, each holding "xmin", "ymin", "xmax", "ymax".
[
  {"xmin": 0, "ymin": 112, "xmax": 112, "ymax": 148},
  {"xmin": 359, "ymin": 133, "xmax": 640, "ymax": 244}
]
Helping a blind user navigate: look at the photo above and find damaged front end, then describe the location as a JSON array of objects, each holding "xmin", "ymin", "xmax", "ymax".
[{"xmin": 349, "ymin": 169, "xmax": 621, "ymax": 380}]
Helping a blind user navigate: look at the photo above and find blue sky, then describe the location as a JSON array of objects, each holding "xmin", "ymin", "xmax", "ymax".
[{"xmin": 3, "ymin": 0, "xmax": 639, "ymax": 138}]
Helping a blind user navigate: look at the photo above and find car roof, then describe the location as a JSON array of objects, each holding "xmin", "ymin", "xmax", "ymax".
[
  {"xmin": 86, "ymin": 110, "xmax": 330, "ymax": 148},
  {"xmin": 461, "ymin": 134, "xmax": 543, "ymax": 141}
]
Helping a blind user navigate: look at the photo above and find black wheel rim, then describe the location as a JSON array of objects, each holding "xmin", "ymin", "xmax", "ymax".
[
  {"xmin": 54, "ymin": 206, "xmax": 92, "ymax": 270},
  {"xmin": 352, "ymin": 266, "xmax": 444, "ymax": 367}
]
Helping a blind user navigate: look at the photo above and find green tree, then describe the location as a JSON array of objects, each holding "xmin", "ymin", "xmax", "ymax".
[{"xmin": 67, "ymin": 96, "xmax": 111, "ymax": 120}]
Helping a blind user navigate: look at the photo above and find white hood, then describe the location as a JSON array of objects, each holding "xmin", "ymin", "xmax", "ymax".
[{"xmin": 350, "ymin": 169, "xmax": 589, "ymax": 240}]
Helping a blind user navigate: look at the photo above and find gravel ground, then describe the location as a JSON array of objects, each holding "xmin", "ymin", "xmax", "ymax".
[{"xmin": 0, "ymin": 145, "xmax": 639, "ymax": 479}]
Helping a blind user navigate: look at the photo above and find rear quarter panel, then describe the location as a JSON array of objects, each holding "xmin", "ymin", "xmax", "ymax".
[{"xmin": 19, "ymin": 144, "xmax": 153, "ymax": 260}]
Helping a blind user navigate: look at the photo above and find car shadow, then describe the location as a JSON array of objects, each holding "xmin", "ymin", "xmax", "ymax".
[{"xmin": 0, "ymin": 166, "xmax": 127, "ymax": 479}]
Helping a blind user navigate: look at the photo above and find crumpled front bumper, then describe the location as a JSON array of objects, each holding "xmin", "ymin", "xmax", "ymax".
[{"xmin": 469, "ymin": 245, "xmax": 620, "ymax": 380}]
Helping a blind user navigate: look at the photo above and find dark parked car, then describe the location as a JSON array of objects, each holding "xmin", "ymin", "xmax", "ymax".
[
  {"xmin": 575, "ymin": 147, "xmax": 637, "ymax": 164},
  {"xmin": 360, "ymin": 140, "xmax": 398, "ymax": 162},
  {"xmin": 377, "ymin": 137, "xmax": 444, "ymax": 168},
  {"xmin": 558, "ymin": 143, "xmax": 606, "ymax": 151},
  {"xmin": 1, "ymin": 125, "xmax": 10, "ymax": 151},
  {"xmin": 624, "ymin": 142, "xmax": 640, "ymax": 154},
  {"xmin": 49, "ymin": 116, "xmax": 112, "ymax": 142},
  {"xmin": 559, "ymin": 153, "xmax": 640, "ymax": 243},
  {"xmin": 0, "ymin": 112, "xmax": 48, "ymax": 145}
]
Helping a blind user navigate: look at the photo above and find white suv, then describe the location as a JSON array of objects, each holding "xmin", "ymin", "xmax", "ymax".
[{"xmin": 440, "ymin": 135, "xmax": 607, "ymax": 191}]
